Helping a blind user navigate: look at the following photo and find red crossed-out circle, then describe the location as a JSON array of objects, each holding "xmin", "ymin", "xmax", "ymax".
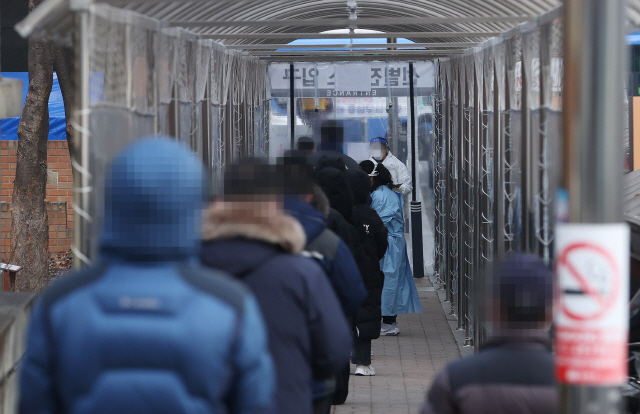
[{"xmin": 556, "ymin": 242, "xmax": 620, "ymax": 321}]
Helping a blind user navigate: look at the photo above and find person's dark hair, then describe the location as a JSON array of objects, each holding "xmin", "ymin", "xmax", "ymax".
[
  {"xmin": 359, "ymin": 160, "xmax": 393, "ymax": 190},
  {"xmin": 278, "ymin": 150, "xmax": 314, "ymax": 195},
  {"xmin": 223, "ymin": 158, "xmax": 282, "ymax": 197},
  {"xmin": 297, "ymin": 136, "xmax": 315, "ymax": 152}
]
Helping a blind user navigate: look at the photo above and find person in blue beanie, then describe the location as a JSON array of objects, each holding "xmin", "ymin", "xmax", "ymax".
[{"xmin": 19, "ymin": 137, "xmax": 275, "ymax": 414}]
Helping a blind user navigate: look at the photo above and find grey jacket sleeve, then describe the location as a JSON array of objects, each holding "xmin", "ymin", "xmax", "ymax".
[{"xmin": 421, "ymin": 368, "xmax": 456, "ymax": 414}]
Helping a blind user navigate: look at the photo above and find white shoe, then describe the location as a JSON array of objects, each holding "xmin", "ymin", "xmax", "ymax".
[
  {"xmin": 355, "ymin": 364, "xmax": 376, "ymax": 376},
  {"xmin": 380, "ymin": 322, "xmax": 400, "ymax": 336}
]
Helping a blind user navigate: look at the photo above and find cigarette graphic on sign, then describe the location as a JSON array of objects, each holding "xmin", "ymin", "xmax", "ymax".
[{"xmin": 554, "ymin": 224, "xmax": 629, "ymax": 386}]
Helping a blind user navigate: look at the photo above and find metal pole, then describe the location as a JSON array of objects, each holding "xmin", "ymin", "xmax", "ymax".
[
  {"xmin": 174, "ymin": 47, "xmax": 180, "ymax": 139},
  {"xmin": 457, "ymin": 61, "xmax": 466, "ymax": 327},
  {"xmin": 468, "ymin": 60, "xmax": 481, "ymax": 348},
  {"xmin": 289, "ymin": 62, "xmax": 295, "ymax": 150},
  {"xmin": 71, "ymin": 6, "xmax": 92, "ymax": 268},
  {"xmin": 446, "ymin": 63, "xmax": 456, "ymax": 308},
  {"xmin": 493, "ymin": 59, "xmax": 505, "ymax": 262},
  {"xmin": 521, "ymin": 41, "xmax": 533, "ymax": 253},
  {"xmin": 559, "ymin": 1, "xmax": 627, "ymax": 413},
  {"xmin": 445, "ymin": 64, "xmax": 453, "ymax": 304},
  {"xmin": 409, "ymin": 62, "xmax": 424, "ymax": 278}
]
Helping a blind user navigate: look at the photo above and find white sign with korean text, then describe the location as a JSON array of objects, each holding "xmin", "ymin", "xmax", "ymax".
[{"xmin": 268, "ymin": 61, "xmax": 435, "ymax": 98}]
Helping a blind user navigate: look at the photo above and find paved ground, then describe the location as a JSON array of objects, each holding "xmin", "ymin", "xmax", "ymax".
[{"xmin": 333, "ymin": 277, "xmax": 463, "ymax": 414}]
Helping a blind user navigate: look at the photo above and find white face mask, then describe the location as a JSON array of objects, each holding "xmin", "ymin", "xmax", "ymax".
[{"xmin": 371, "ymin": 149, "xmax": 384, "ymax": 161}]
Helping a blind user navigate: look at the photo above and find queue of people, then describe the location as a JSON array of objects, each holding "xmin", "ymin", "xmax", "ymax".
[
  {"xmin": 18, "ymin": 134, "xmax": 423, "ymax": 414},
  {"xmin": 17, "ymin": 132, "xmax": 553, "ymax": 414}
]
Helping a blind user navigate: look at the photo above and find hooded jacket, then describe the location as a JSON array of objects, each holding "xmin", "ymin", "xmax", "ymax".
[
  {"xmin": 421, "ymin": 332, "xmax": 557, "ymax": 414},
  {"xmin": 19, "ymin": 138, "xmax": 274, "ymax": 414},
  {"xmin": 346, "ymin": 169, "xmax": 388, "ymax": 339},
  {"xmin": 200, "ymin": 203, "xmax": 352, "ymax": 414}
]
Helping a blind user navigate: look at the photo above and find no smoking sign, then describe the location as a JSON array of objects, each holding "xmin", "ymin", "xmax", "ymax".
[{"xmin": 554, "ymin": 224, "xmax": 629, "ymax": 386}]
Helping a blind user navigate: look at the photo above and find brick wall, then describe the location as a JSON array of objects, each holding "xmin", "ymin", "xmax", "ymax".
[{"xmin": 0, "ymin": 141, "xmax": 74, "ymax": 260}]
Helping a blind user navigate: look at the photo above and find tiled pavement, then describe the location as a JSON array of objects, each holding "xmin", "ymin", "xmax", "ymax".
[{"xmin": 333, "ymin": 277, "xmax": 463, "ymax": 414}]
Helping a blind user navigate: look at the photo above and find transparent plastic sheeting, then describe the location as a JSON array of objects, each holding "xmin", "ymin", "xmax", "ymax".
[
  {"xmin": 432, "ymin": 7, "xmax": 563, "ymax": 346},
  {"xmin": 85, "ymin": 3, "xmax": 270, "ymax": 260}
]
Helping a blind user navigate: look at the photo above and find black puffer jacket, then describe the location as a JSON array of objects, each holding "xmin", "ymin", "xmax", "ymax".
[
  {"xmin": 314, "ymin": 167, "xmax": 369, "ymax": 312},
  {"xmin": 347, "ymin": 169, "xmax": 388, "ymax": 339},
  {"xmin": 314, "ymin": 166, "xmax": 354, "ymax": 222}
]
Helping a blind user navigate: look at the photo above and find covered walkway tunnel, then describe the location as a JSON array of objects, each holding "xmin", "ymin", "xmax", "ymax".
[{"xmin": 12, "ymin": 0, "xmax": 640, "ymax": 412}]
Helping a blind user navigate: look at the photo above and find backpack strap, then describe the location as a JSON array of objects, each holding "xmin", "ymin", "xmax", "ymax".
[{"xmin": 305, "ymin": 228, "xmax": 340, "ymax": 262}]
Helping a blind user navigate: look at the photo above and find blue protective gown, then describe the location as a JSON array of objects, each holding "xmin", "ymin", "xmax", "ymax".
[{"xmin": 370, "ymin": 185, "xmax": 423, "ymax": 315}]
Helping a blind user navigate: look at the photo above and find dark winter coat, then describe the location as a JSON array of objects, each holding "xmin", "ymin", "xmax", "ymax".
[
  {"xmin": 328, "ymin": 208, "xmax": 355, "ymax": 251},
  {"xmin": 284, "ymin": 198, "xmax": 367, "ymax": 317},
  {"xmin": 421, "ymin": 332, "xmax": 557, "ymax": 414},
  {"xmin": 347, "ymin": 169, "xmax": 388, "ymax": 339},
  {"xmin": 309, "ymin": 149, "xmax": 361, "ymax": 171},
  {"xmin": 314, "ymin": 166, "xmax": 354, "ymax": 221},
  {"xmin": 315, "ymin": 168, "xmax": 370, "ymax": 309},
  {"xmin": 312, "ymin": 185, "xmax": 355, "ymax": 251},
  {"xmin": 283, "ymin": 197, "xmax": 367, "ymax": 401},
  {"xmin": 200, "ymin": 204, "xmax": 352, "ymax": 414},
  {"xmin": 19, "ymin": 139, "xmax": 275, "ymax": 414}
]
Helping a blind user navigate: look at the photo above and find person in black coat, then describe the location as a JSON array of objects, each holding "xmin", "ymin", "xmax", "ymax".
[
  {"xmin": 200, "ymin": 160, "xmax": 352, "ymax": 414},
  {"xmin": 314, "ymin": 164, "xmax": 371, "ymax": 401},
  {"xmin": 346, "ymin": 168, "xmax": 389, "ymax": 376}
]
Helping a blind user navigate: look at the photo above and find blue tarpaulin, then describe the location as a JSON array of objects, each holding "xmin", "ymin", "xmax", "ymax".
[{"xmin": 0, "ymin": 72, "xmax": 66, "ymax": 141}]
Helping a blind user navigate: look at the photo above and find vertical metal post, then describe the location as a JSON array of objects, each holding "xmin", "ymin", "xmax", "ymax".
[
  {"xmin": 493, "ymin": 60, "xmax": 505, "ymax": 262},
  {"xmin": 446, "ymin": 63, "xmax": 457, "ymax": 308},
  {"xmin": 71, "ymin": 5, "xmax": 92, "ymax": 268},
  {"xmin": 191, "ymin": 41, "xmax": 198, "ymax": 154},
  {"xmin": 559, "ymin": 1, "xmax": 627, "ymax": 413},
  {"xmin": 205, "ymin": 66, "xmax": 212, "ymax": 171},
  {"xmin": 521, "ymin": 41, "xmax": 533, "ymax": 253},
  {"xmin": 457, "ymin": 61, "xmax": 465, "ymax": 327},
  {"xmin": 445, "ymin": 65, "xmax": 453, "ymax": 303},
  {"xmin": 433, "ymin": 65, "xmax": 447, "ymax": 289},
  {"xmin": 409, "ymin": 63, "xmax": 425, "ymax": 278},
  {"xmin": 468, "ymin": 60, "xmax": 480, "ymax": 348},
  {"xmin": 173, "ymin": 41, "xmax": 180, "ymax": 140},
  {"xmin": 473, "ymin": 62, "xmax": 484, "ymax": 350},
  {"xmin": 153, "ymin": 31, "xmax": 160, "ymax": 136},
  {"xmin": 289, "ymin": 62, "xmax": 295, "ymax": 150}
]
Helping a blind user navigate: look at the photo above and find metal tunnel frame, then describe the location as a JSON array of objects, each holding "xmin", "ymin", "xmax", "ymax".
[
  {"xmin": 12, "ymin": 1, "xmax": 635, "ymax": 411},
  {"xmin": 432, "ymin": 7, "xmax": 564, "ymax": 347}
]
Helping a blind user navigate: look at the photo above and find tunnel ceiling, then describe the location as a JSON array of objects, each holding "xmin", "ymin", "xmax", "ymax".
[
  {"xmin": 114, "ymin": 0, "xmax": 562, "ymax": 47},
  {"xmin": 18, "ymin": 0, "xmax": 640, "ymax": 60}
]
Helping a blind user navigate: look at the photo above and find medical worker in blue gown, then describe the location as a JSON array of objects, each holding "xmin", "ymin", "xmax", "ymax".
[{"xmin": 359, "ymin": 160, "xmax": 422, "ymax": 336}]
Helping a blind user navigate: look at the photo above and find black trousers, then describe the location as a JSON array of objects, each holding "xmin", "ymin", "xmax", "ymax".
[
  {"xmin": 382, "ymin": 315, "xmax": 397, "ymax": 324},
  {"xmin": 352, "ymin": 335, "xmax": 372, "ymax": 365},
  {"xmin": 313, "ymin": 394, "xmax": 333, "ymax": 414}
]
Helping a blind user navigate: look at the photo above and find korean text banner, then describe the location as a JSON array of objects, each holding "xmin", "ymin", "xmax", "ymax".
[{"xmin": 268, "ymin": 61, "xmax": 435, "ymax": 98}]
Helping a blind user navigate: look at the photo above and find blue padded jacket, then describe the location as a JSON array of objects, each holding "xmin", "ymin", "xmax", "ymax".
[{"xmin": 19, "ymin": 138, "xmax": 274, "ymax": 414}]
